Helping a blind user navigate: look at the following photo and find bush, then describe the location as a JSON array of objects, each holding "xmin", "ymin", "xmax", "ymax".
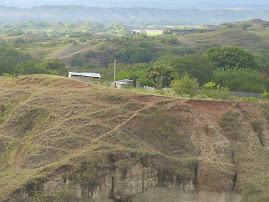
[
  {"xmin": 200, "ymin": 82, "xmax": 231, "ymax": 100},
  {"xmin": 262, "ymin": 91, "xmax": 269, "ymax": 99},
  {"xmin": 172, "ymin": 73, "xmax": 199, "ymax": 97},
  {"xmin": 201, "ymin": 87, "xmax": 231, "ymax": 100},
  {"xmin": 161, "ymin": 35, "xmax": 180, "ymax": 46}
]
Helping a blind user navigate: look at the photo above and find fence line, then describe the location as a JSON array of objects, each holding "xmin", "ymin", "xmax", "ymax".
[{"xmin": 231, "ymin": 91, "xmax": 262, "ymax": 98}]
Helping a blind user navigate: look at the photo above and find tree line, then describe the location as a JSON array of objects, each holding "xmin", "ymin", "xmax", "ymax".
[{"xmin": 111, "ymin": 46, "xmax": 269, "ymax": 97}]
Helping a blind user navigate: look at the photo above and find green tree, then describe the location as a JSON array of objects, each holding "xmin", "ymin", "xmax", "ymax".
[
  {"xmin": 115, "ymin": 63, "xmax": 152, "ymax": 86},
  {"xmin": 107, "ymin": 23, "xmax": 131, "ymax": 36},
  {"xmin": 14, "ymin": 62, "xmax": 46, "ymax": 75},
  {"xmin": 145, "ymin": 65, "xmax": 177, "ymax": 88},
  {"xmin": 161, "ymin": 35, "xmax": 179, "ymax": 45},
  {"xmin": 165, "ymin": 54, "xmax": 214, "ymax": 85},
  {"xmin": 255, "ymin": 53, "xmax": 269, "ymax": 73},
  {"xmin": 71, "ymin": 55, "xmax": 84, "ymax": 67},
  {"xmin": 214, "ymin": 68, "xmax": 264, "ymax": 93},
  {"xmin": 116, "ymin": 47, "xmax": 153, "ymax": 64},
  {"xmin": 205, "ymin": 46, "xmax": 257, "ymax": 69},
  {"xmin": 0, "ymin": 44, "xmax": 30, "ymax": 75},
  {"xmin": 85, "ymin": 50, "xmax": 98, "ymax": 58}
]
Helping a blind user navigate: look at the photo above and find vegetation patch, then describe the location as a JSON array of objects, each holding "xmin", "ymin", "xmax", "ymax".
[
  {"xmin": 219, "ymin": 110, "xmax": 246, "ymax": 142},
  {"xmin": 259, "ymin": 104, "xmax": 269, "ymax": 121},
  {"xmin": 104, "ymin": 94, "xmax": 129, "ymax": 105},
  {"xmin": 3, "ymin": 107, "xmax": 50, "ymax": 138},
  {"xmin": 252, "ymin": 121, "xmax": 265, "ymax": 147}
]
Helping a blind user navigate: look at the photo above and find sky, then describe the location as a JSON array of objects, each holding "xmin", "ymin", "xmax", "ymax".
[{"xmin": 1, "ymin": 0, "xmax": 269, "ymax": 9}]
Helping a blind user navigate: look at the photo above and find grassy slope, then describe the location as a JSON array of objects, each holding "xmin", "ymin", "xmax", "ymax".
[
  {"xmin": 0, "ymin": 75, "xmax": 268, "ymax": 201},
  {"xmin": 3, "ymin": 28, "xmax": 269, "ymax": 64},
  {"xmin": 47, "ymin": 30, "xmax": 269, "ymax": 64},
  {"xmin": 178, "ymin": 30, "xmax": 269, "ymax": 53}
]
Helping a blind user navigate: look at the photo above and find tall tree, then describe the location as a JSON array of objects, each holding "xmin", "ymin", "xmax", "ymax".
[
  {"xmin": 166, "ymin": 54, "xmax": 215, "ymax": 85},
  {"xmin": 205, "ymin": 46, "xmax": 257, "ymax": 69}
]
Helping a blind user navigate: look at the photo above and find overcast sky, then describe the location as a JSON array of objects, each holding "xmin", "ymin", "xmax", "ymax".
[{"xmin": 1, "ymin": 0, "xmax": 269, "ymax": 9}]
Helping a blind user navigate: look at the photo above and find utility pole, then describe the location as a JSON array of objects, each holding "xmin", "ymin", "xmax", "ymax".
[{"xmin": 114, "ymin": 60, "xmax": 116, "ymax": 83}]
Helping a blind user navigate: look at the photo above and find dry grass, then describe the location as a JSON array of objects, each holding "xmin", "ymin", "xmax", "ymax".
[{"xmin": 0, "ymin": 75, "xmax": 268, "ymax": 201}]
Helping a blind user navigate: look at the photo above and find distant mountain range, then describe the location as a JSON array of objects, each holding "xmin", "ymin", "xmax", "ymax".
[
  {"xmin": 1, "ymin": 5, "xmax": 269, "ymax": 25},
  {"xmin": 2, "ymin": 0, "xmax": 269, "ymax": 10}
]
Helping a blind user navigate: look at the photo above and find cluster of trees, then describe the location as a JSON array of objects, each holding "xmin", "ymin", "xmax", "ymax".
[
  {"xmin": 73, "ymin": 35, "xmax": 185, "ymax": 68},
  {"xmin": 10, "ymin": 59, "xmax": 67, "ymax": 76},
  {"xmin": 0, "ymin": 32, "xmax": 268, "ymax": 98},
  {"xmin": 0, "ymin": 45, "xmax": 28, "ymax": 75},
  {"xmin": 0, "ymin": 21, "xmax": 131, "ymax": 37},
  {"xmin": 0, "ymin": 43, "xmax": 67, "ymax": 76},
  {"xmin": 115, "ymin": 40, "xmax": 156, "ymax": 64},
  {"xmin": 116, "ymin": 46, "xmax": 153, "ymax": 64},
  {"xmin": 114, "ymin": 46, "xmax": 268, "ymax": 95}
]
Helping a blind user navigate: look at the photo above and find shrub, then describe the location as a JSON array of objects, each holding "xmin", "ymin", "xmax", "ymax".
[
  {"xmin": 201, "ymin": 82, "xmax": 231, "ymax": 99},
  {"xmin": 172, "ymin": 73, "xmax": 199, "ymax": 97},
  {"xmin": 201, "ymin": 86, "xmax": 231, "ymax": 100},
  {"xmin": 204, "ymin": 81, "xmax": 216, "ymax": 90},
  {"xmin": 262, "ymin": 91, "xmax": 269, "ymax": 99},
  {"xmin": 161, "ymin": 35, "xmax": 180, "ymax": 45}
]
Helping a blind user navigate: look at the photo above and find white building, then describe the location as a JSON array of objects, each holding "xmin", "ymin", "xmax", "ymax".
[
  {"xmin": 114, "ymin": 79, "xmax": 133, "ymax": 89},
  {"xmin": 68, "ymin": 72, "xmax": 101, "ymax": 82}
]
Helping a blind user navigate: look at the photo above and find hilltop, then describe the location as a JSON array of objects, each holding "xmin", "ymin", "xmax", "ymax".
[{"xmin": 0, "ymin": 75, "xmax": 268, "ymax": 201}]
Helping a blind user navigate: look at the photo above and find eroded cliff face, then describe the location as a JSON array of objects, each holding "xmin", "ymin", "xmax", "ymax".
[
  {"xmin": 0, "ymin": 75, "xmax": 268, "ymax": 202},
  {"xmin": 7, "ymin": 162, "xmax": 241, "ymax": 202}
]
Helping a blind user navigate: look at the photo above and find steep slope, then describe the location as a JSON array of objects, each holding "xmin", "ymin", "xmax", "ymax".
[{"xmin": 0, "ymin": 75, "xmax": 268, "ymax": 201}]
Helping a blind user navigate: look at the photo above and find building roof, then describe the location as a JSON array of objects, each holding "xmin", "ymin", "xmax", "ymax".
[
  {"xmin": 115, "ymin": 79, "xmax": 133, "ymax": 84},
  {"xmin": 68, "ymin": 72, "xmax": 101, "ymax": 78}
]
